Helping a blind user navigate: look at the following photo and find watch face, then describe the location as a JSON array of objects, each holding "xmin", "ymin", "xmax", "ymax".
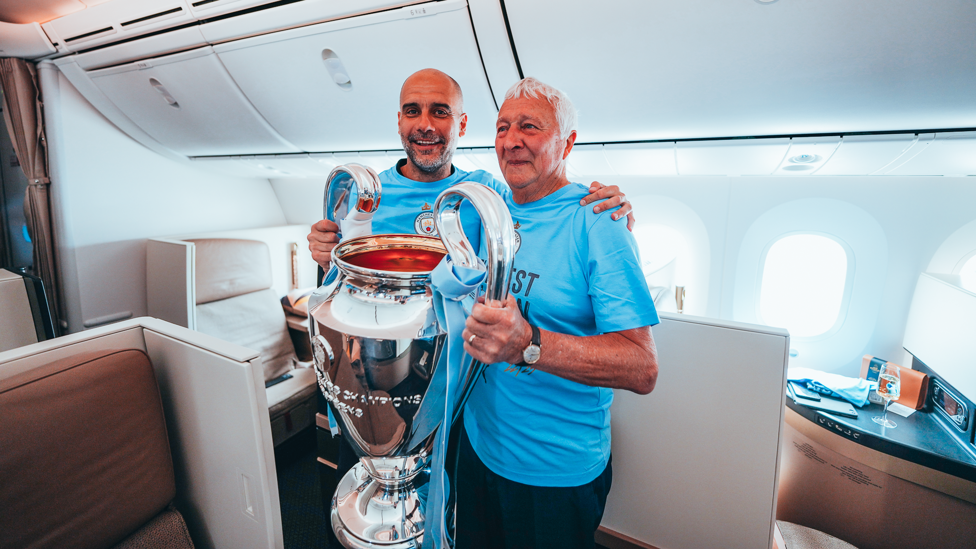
[{"xmin": 524, "ymin": 345, "xmax": 541, "ymax": 364}]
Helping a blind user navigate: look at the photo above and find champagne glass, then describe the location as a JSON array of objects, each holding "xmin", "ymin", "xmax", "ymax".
[{"xmin": 872, "ymin": 363, "xmax": 901, "ymax": 428}]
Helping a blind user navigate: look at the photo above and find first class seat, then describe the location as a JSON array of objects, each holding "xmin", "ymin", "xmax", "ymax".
[
  {"xmin": 189, "ymin": 238, "xmax": 316, "ymax": 446},
  {"xmin": 0, "ymin": 317, "xmax": 283, "ymax": 549},
  {"xmin": 147, "ymin": 234, "xmax": 316, "ymax": 447}
]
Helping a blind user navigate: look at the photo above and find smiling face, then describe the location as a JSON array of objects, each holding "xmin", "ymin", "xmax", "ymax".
[
  {"xmin": 495, "ymin": 95, "xmax": 576, "ymax": 202},
  {"xmin": 397, "ymin": 69, "xmax": 467, "ymax": 182}
]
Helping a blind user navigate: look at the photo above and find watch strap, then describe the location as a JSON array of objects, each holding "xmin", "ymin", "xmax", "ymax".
[{"xmin": 515, "ymin": 324, "xmax": 541, "ymax": 366}]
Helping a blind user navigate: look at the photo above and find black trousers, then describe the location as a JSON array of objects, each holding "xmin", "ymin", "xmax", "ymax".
[{"xmin": 454, "ymin": 426, "xmax": 613, "ymax": 549}]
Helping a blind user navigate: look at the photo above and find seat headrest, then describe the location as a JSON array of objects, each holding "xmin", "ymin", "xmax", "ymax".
[
  {"xmin": 0, "ymin": 348, "xmax": 176, "ymax": 549},
  {"xmin": 189, "ymin": 238, "xmax": 273, "ymax": 304}
]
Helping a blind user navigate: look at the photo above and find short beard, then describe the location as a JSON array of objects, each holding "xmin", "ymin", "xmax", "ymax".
[{"xmin": 401, "ymin": 132, "xmax": 453, "ymax": 174}]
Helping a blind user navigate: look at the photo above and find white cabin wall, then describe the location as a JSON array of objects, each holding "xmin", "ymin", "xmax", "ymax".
[
  {"xmin": 44, "ymin": 70, "xmax": 286, "ymax": 333},
  {"xmin": 612, "ymin": 176, "xmax": 976, "ymax": 377},
  {"xmin": 271, "ymin": 177, "xmax": 329, "ymax": 226}
]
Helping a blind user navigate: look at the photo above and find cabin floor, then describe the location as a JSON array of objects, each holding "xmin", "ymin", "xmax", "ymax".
[
  {"xmin": 274, "ymin": 427, "xmax": 616, "ymax": 549},
  {"xmin": 274, "ymin": 429, "xmax": 332, "ymax": 548}
]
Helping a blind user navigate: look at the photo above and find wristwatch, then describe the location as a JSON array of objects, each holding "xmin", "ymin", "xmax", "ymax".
[{"xmin": 517, "ymin": 324, "xmax": 542, "ymax": 366}]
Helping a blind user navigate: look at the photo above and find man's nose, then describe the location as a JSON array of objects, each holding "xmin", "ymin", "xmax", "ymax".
[
  {"xmin": 418, "ymin": 110, "xmax": 436, "ymax": 131},
  {"xmin": 502, "ymin": 129, "xmax": 523, "ymax": 150}
]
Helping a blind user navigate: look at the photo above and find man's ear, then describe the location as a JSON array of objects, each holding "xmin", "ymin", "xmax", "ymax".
[
  {"xmin": 562, "ymin": 130, "xmax": 577, "ymax": 159},
  {"xmin": 459, "ymin": 112, "xmax": 468, "ymax": 137}
]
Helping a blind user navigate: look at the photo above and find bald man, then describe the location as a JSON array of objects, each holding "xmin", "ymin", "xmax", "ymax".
[{"xmin": 307, "ymin": 69, "xmax": 634, "ymax": 268}]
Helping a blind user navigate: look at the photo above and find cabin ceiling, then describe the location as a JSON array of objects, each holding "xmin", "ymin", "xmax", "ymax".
[
  {"xmin": 0, "ymin": 0, "xmax": 110, "ymax": 24},
  {"xmin": 5, "ymin": 0, "xmax": 976, "ymax": 176}
]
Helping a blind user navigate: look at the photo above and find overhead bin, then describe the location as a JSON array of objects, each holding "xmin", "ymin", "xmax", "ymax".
[
  {"xmin": 86, "ymin": 47, "xmax": 300, "ymax": 157},
  {"xmin": 676, "ymin": 139, "xmax": 790, "ymax": 176},
  {"xmin": 212, "ymin": 0, "xmax": 499, "ymax": 151},
  {"xmin": 814, "ymin": 134, "xmax": 917, "ymax": 176},
  {"xmin": 502, "ymin": 0, "xmax": 976, "ymax": 141},
  {"xmin": 885, "ymin": 132, "xmax": 976, "ymax": 176}
]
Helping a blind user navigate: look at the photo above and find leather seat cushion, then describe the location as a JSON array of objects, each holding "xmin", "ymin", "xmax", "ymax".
[
  {"xmin": 0, "ymin": 349, "xmax": 176, "ymax": 549},
  {"xmin": 267, "ymin": 366, "xmax": 317, "ymax": 418},
  {"xmin": 189, "ymin": 239, "xmax": 273, "ymax": 304},
  {"xmin": 196, "ymin": 289, "xmax": 297, "ymax": 382}
]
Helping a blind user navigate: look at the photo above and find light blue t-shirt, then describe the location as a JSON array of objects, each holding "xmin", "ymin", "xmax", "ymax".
[
  {"xmin": 463, "ymin": 183, "xmax": 660, "ymax": 488},
  {"xmin": 368, "ymin": 160, "xmax": 510, "ymax": 251}
]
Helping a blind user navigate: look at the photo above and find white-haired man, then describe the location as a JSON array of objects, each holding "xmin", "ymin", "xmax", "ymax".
[{"xmin": 456, "ymin": 78, "xmax": 660, "ymax": 549}]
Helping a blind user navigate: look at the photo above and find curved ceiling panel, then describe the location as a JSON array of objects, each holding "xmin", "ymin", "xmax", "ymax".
[
  {"xmin": 504, "ymin": 0, "xmax": 976, "ymax": 142},
  {"xmin": 87, "ymin": 47, "xmax": 300, "ymax": 156},
  {"xmin": 213, "ymin": 0, "xmax": 498, "ymax": 152}
]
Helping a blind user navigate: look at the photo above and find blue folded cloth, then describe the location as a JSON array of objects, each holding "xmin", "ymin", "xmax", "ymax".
[{"xmin": 788, "ymin": 367, "xmax": 878, "ymax": 407}]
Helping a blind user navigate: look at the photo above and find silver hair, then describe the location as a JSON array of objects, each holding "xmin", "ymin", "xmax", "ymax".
[{"xmin": 503, "ymin": 77, "xmax": 577, "ymax": 139}]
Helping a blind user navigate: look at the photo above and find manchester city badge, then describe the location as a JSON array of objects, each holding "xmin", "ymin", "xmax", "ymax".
[{"xmin": 414, "ymin": 202, "xmax": 437, "ymax": 236}]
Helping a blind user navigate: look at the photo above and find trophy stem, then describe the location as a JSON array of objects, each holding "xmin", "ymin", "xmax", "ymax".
[{"xmin": 332, "ymin": 461, "xmax": 428, "ymax": 549}]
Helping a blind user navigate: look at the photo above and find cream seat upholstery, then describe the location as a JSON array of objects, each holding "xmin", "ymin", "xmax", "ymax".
[
  {"xmin": 186, "ymin": 238, "xmax": 316, "ymax": 446},
  {"xmin": 0, "ymin": 268, "xmax": 52, "ymax": 352},
  {"xmin": 0, "ymin": 317, "xmax": 283, "ymax": 549}
]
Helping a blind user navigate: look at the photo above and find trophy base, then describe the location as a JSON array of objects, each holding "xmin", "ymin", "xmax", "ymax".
[{"xmin": 331, "ymin": 462, "xmax": 428, "ymax": 549}]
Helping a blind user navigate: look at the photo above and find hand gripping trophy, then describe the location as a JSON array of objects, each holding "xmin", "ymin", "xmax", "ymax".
[{"xmin": 306, "ymin": 164, "xmax": 515, "ymax": 549}]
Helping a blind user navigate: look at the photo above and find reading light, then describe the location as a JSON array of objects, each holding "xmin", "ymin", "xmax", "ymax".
[{"xmin": 789, "ymin": 154, "xmax": 821, "ymax": 164}]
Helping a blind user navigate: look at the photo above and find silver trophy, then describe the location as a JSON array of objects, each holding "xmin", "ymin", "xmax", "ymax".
[{"xmin": 307, "ymin": 164, "xmax": 515, "ymax": 549}]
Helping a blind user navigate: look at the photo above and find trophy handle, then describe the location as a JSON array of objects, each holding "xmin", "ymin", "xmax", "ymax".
[
  {"xmin": 324, "ymin": 163, "xmax": 382, "ymax": 225},
  {"xmin": 308, "ymin": 164, "xmax": 381, "ymax": 346},
  {"xmin": 433, "ymin": 183, "xmax": 516, "ymax": 422},
  {"xmin": 433, "ymin": 183, "xmax": 515, "ymax": 302}
]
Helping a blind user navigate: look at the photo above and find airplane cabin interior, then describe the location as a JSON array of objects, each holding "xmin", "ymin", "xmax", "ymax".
[{"xmin": 1, "ymin": 1, "xmax": 976, "ymax": 548}]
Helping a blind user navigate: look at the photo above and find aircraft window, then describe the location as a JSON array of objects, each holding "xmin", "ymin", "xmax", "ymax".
[
  {"xmin": 733, "ymin": 198, "xmax": 886, "ymax": 372},
  {"xmin": 627, "ymin": 195, "xmax": 711, "ymax": 316},
  {"xmin": 960, "ymin": 254, "xmax": 976, "ymax": 293},
  {"xmin": 633, "ymin": 224, "xmax": 689, "ymax": 313},
  {"xmin": 759, "ymin": 234, "xmax": 848, "ymax": 337}
]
